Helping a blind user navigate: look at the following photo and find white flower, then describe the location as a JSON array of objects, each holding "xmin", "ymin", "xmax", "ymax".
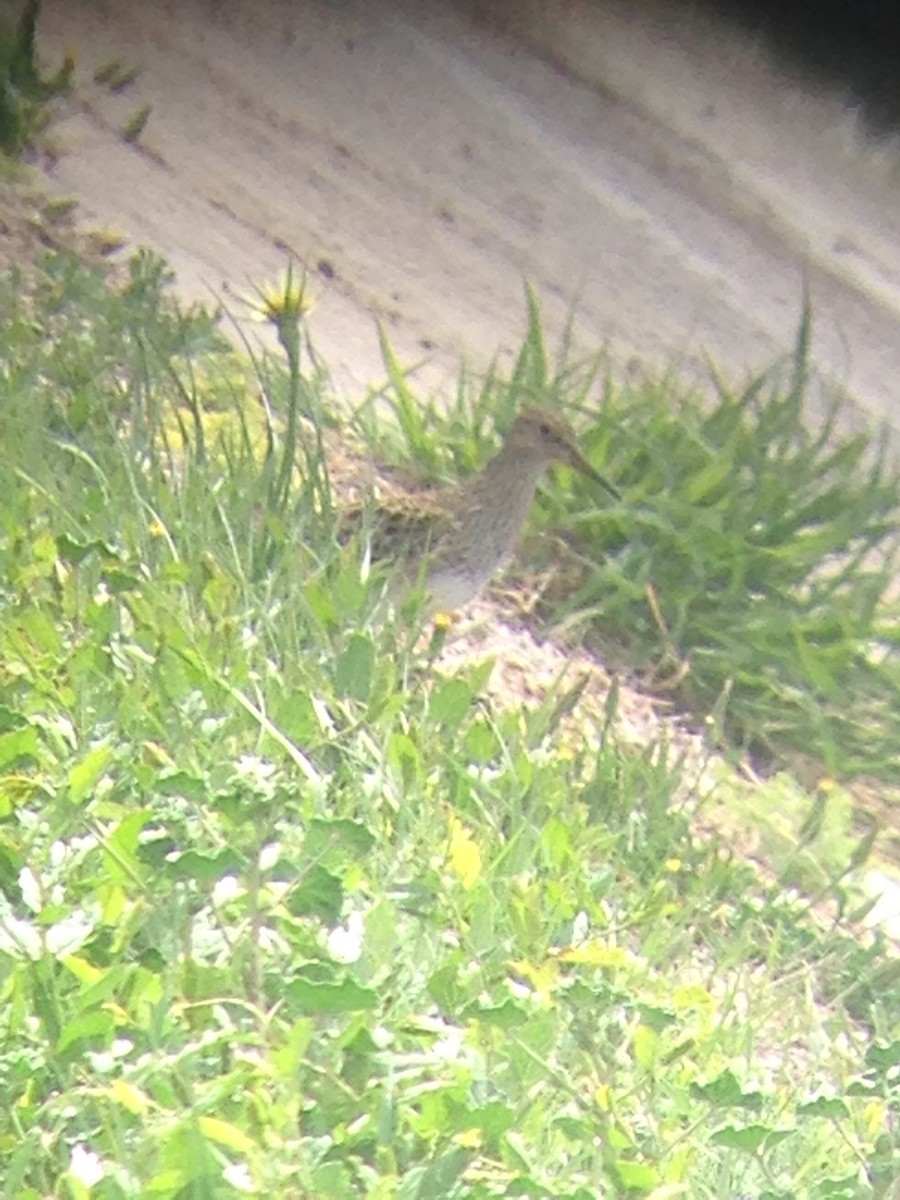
[
  {"xmin": 70, "ymin": 1144, "xmax": 105, "ymax": 1188},
  {"xmin": 223, "ymin": 1161, "xmax": 256, "ymax": 1192},
  {"xmin": 326, "ymin": 910, "xmax": 365, "ymax": 964}
]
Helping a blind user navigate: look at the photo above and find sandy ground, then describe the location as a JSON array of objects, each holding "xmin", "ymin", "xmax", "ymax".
[{"xmin": 32, "ymin": 0, "xmax": 900, "ymax": 440}]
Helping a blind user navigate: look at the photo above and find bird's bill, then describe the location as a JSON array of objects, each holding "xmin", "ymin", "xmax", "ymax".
[{"xmin": 566, "ymin": 445, "xmax": 621, "ymax": 500}]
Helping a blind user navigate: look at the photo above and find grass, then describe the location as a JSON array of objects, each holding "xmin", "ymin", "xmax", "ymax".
[
  {"xmin": 0, "ymin": 250, "xmax": 898, "ymax": 1198},
  {"xmin": 374, "ymin": 289, "xmax": 900, "ymax": 784},
  {"xmin": 0, "ymin": 0, "xmax": 72, "ymax": 157}
]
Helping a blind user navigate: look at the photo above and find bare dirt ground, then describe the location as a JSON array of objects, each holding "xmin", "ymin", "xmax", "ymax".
[{"xmin": 31, "ymin": 0, "xmax": 900, "ymax": 440}]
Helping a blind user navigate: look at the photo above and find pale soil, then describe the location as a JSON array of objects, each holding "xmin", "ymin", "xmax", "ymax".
[
  {"xmin": 14, "ymin": 0, "xmax": 899, "ymax": 933},
  {"xmin": 0, "ymin": 178, "xmax": 114, "ymax": 276},
  {"xmin": 32, "ymin": 0, "xmax": 900, "ymax": 442}
]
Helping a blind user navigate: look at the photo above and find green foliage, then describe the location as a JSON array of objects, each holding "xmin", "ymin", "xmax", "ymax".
[
  {"xmin": 0, "ymin": 0, "xmax": 73, "ymax": 157},
  {"xmin": 0, "ymin": 253, "xmax": 898, "ymax": 1197},
  {"xmin": 373, "ymin": 292, "xmax": 900, "ymax": 782},
  {"xmin": 562, "ymin": 325, "xmax": 900, "ymax": 780}
]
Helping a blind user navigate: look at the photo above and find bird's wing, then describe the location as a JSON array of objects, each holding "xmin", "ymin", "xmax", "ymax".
[{"xmin": 338, "ymin": 475, "xmax": 461, "ymax": 561}]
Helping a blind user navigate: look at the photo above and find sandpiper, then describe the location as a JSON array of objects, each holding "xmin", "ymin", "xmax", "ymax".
[{"xmin": 347, "ymin": 405, "xmax": 618, "ymax": 614}]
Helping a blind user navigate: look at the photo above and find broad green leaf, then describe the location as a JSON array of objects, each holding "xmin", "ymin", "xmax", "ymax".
[
  {"xmin": 164, "ymin": 847, "xmax": 243, "ymax": 883},
  {"xmin": 615, "ymin": 1159, "xmax": 660, "ymax": 1189},
  {"xmin": 429, "ymin": 676, "xmax": 473, "ymax": 727},
  {"xmin": 797, "ymin": 1097, "xmax": 850, "ymax": 1119},
  {"xmin": 306, "ymin": 817, "xmax": 375, "ymax": 860},
  {"xmin": 68, "ymin": 741, "xmax": 114, "ymax": 804},
  {"xmin": 691, "ymin": 1069, "xmax": 763, "ymax": 1110},
  {"xmin": 334, "ymin": 633, "xmax": 375, "ymax": 701},
  {"xmin": 711, "ymin": 1123, "xmax": 779, "ymax": 1152},
  {"xmin": 412, "ymin": 1147, "xmax": 471, "ymax": 1197},
  {"xmin": 461, "ymin": 999, "xmax": 527, "ymax": 1028},
  {"xmin": 0, "ymin": 726, "xmax": 39, "ymax": 769},
  {"xmin": 289, "ymin": 865, "xmax": 344, "ymax": 923},
  {"xmin": 287, "ymin": 976, "xmax": 378, "ymax": 1015},
  {"xmin": 57, "ymin": 1010, "xmax": 115, "ymax": 1055}
]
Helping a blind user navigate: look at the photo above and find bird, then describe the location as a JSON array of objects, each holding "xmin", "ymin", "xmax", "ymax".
[{"xmin": 343, "ymin": 405, "xmax": 618, "ymax": 615}]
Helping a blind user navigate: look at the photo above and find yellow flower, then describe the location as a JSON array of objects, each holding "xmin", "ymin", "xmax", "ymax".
[{"xmin": 247, "ymin": 263, "xmax": 315, "ymax": 328}]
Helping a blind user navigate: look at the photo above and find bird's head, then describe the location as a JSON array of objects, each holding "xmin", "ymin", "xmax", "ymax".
[{"xmin": 505, "ymin": 406, "xmax": 620, "ymax": 498}]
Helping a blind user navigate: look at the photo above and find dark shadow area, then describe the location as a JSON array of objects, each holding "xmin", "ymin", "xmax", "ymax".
[{"xmin": 716, "ymin": 0, "xmax": 900, "ymax": 133}]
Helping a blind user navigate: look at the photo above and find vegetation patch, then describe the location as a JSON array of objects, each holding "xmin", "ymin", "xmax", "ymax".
[
  {"xmin": 0, "ymin": 0, "xmax": 72, "ymax": 157},
  {"xmin": 0, "ymin": 251, "xmax": 898, "ymax": 1197},
  {"xmin": 376, "ymin": 292, "xmax": 900, "ymax": 786}
]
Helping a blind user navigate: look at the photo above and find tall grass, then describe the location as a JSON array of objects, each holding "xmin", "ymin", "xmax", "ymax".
[{"xmin": 367, "ymin": 291, "xmax": 900, "ymax": 784}]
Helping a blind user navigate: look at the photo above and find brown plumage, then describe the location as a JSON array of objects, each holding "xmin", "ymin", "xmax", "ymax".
[{"xmin": 341, "ymin": 406, "xmax": 617, "ymax": 613}]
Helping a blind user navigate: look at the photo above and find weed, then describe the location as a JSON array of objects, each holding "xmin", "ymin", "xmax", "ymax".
[{"xmin": 0, "ymin": 0, "xmax": 73, "ymax": 157}]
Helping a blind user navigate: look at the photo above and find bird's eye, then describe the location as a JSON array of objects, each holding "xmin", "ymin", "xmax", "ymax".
[{"xmin": 539, "ymin": 423, "xmax": 552, "ymax": 437}]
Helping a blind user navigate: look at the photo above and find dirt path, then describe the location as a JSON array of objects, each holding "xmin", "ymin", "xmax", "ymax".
[{"xmin": 33, "ymin": 0, "xmax": 900, "ymax": 438}]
